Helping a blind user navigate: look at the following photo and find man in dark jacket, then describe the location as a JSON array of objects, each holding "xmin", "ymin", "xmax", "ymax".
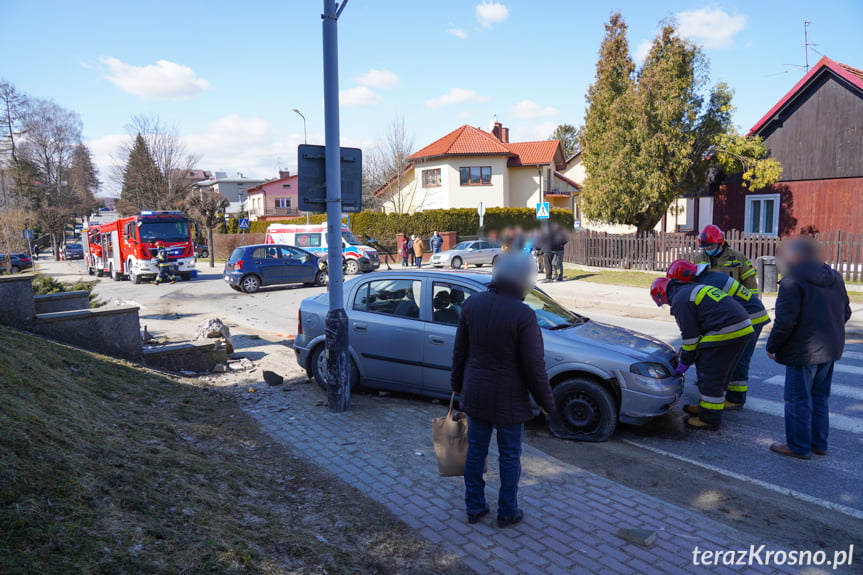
[
  {"xmin": 767, "ymin": 238, "xmax": 852, "ymax": 460},
  {"xmin": 451, "ymin": 253, "xmax": 555, "ymax": 528}
]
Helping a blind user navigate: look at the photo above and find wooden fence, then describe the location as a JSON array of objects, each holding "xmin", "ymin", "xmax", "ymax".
[{"xmin": 563, "ymin": 229, "xmax": 863, "ymax": 283}]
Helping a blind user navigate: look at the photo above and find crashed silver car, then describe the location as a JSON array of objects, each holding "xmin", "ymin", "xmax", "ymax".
[
  {"xmin": 428, "ymin": 240, "xmax": 502, "ymax": 269},
  {"xmin": 294, "ymin": 270, "xmax": 683, "ymax": 441}
]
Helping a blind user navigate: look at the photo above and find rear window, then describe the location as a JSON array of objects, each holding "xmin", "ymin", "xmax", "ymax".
[
  {"xmin": 228, "ymin": 248, "xmax": 244, "ymax": 262},
  {"xmin": 295, "ymin": 233, "xmax": 321, "ymax": 249}
]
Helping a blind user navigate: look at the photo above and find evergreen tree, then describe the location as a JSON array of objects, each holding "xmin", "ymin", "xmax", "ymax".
[
  {"xmin": 549, "ymin": 124, "xmax": 581, "ymax": 159},
  {"xmin": 68, "ymin": 143, "xmax": 100, "ymax": 216},
  {"xmin": 120, "ymin": 133, "xmax": 162, "ymax": 215}
]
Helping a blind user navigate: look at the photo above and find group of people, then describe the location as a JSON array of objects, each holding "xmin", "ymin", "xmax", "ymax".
[
  {"xmin": 449, "ymin": 224, "xmax": 851, "ymax": 530},
  {"xmin": 399, "ymin": 232, "xmax": 443, "ymax": 268}
]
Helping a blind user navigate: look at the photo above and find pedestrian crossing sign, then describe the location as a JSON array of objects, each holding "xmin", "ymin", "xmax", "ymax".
[
  {"xmin": 536, "ymin": 202, "xmax": 550, "ymax": 219},
  {"xmin": 238, "ymin": 218, "xmax": 250, "ymax": 229}
]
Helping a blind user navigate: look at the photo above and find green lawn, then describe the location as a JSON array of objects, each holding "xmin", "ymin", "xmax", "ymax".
[{"xmin": 562, "ymin": 267, "xmax": 662, "ymax": 288}]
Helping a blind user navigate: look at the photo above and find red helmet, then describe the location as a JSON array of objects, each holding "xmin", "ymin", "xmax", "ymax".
[
  {"xmin": 156, "ymin": 241, "xmax": 165, "ymax": 247},
  {"xmin": 699, "ymin": 225, "xmax": 724, "ymax": 248},
  {"xmin": 667, "ymin": 259, "xmax": 699, "ymax": 282},
  {"xmin": 650, "ymin": 277, "xmax": 669, "ymax": 307}
]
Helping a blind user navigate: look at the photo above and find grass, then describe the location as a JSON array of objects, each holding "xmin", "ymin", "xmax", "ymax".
[
  {"xmin": 562, "ymin": 267, "xmax": 662, "ymax": 288},
  {"xmin": 0, "ymin": 327, "xmax": 467, "ymax": 574},
  {"xmin": 31, "ymin": 273, "xmax": 104, "ymax": 308}
]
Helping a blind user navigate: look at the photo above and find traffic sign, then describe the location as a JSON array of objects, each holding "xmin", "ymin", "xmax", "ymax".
[
  {"xmin": 477, "ymin": 202, "xmax": 486, "ymax": 228},
  {"xmin": 238, "ymin": 218, "xmax": 250, "ymax": 230},
  {"xmin": 22, "ymin": 229, "xmax": 33, "ymax": 240},
  {"xmin": 297, "ymin": 144, "xmax": 362, "ymax": 213},
  {"xmin": 536, "ymin": 202, "xmax": 550, "ymax": 219}
]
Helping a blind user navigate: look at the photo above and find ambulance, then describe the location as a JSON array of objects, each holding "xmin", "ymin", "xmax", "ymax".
[{"xmin": 264, "ymin": 223, "xmax": 379, "ymax": 274}]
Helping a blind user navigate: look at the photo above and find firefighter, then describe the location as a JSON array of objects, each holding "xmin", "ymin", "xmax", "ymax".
[
  {"xmin": 692, "ymin": 225, "xmax": 759, "ymax": 295},
  {"xmin": 667, "ymin": 259, "xmax": 770, "ymax": 407},
  {"xmin": 151, "ymin": 241, "xmax": 176, "ymax": 285},
  {"xmin": 651, "ymin": 277, "xmax": 755, "ymax": 430}
]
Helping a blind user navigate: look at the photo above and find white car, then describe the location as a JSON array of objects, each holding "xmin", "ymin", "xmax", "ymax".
[{"xmin": 428, "ymin": 240, "xmax": 502, "ymax": 269}]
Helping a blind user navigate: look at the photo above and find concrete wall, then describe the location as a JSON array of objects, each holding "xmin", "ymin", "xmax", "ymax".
[
  {"xmin": 34, "ymin": 291, "xmax": 90, "ymax": 314},
  {"xmin": 0, "ymin": 274, "xmax": 35, "ymax": 329},
  {"xmin": 35, "ymin": 306, "xmax": 142, "ymax": 362},
  {"xmin": 142, "ymin": 340, "xmax": 228, "ymax": 373},
  {"xmin": 446, "ymin": 156, "xmax": 510, "ymax": 210},
  {"xmin": 509, "ymin": 166, "xmax": 542, "ymax": 208}
]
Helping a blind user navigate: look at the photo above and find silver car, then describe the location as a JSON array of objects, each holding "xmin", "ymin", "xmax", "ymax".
[
  {"xmin": 428, "ymin": 240, "xmax": 501, "ymax": 269},
  {"xmin": 294, "ymin": 270, "xmax": 683, "ymax": 442}
]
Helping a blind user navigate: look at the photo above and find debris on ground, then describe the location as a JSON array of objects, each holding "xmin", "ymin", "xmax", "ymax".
[{"xmin": 263, "ymin": 370, "xmax": 284, "ymax": 386}]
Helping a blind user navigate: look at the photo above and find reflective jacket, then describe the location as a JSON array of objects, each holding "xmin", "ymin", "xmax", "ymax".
[
  {"xmin": 693, "ymin": 246, "xmax": 758, "ymax": 295},
  {"xmin": 695, "ymin": 270, "xmax": 770, "ymax": 327},
  {"xmin": 667, "ymin": 280, "xmax": 754, "ymax": 366},
  {"xmin": 155, "ymin": 248, "xmax": 170, "ymax": 267}
]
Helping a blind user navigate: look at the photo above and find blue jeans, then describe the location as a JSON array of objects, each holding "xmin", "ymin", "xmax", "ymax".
[
  {"xmin": 784, "ymin": 363, "xmax": 833, "ymax": 455},
  {"xmin": 464, "ymin": 417, "xmax": 523, "ymax": 519},
  {"xmin": 432, "ymin": 246, "xmax": 440, "ymax": 254},
  {"xmin": 727, "ymin": 322, "xmax": 765, "ymax": 404}
]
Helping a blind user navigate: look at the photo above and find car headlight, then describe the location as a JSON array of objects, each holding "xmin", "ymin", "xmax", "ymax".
[{"xmin": 630, "ymin": 362, "xmax": 671, "ymax": 379}]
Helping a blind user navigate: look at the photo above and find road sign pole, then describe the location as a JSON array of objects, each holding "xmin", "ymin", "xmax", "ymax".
[{"xmin": 322, "ymin": 0, "xmax": 350, "ymax": 413}]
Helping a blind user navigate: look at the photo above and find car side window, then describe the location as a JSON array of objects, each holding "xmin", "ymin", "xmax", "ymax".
[
  {"xmin": 353, "ymin": 279, "xmax": 422, "ymax": 319},
  {"xmin": 432, "ymin": 282, "xmax": 477, "ymax": 325},
  {"xmin": 252, "ymin": 247, "xmax": 267, "ymax": 259},
  {"xmin": 279, "ymin": 246, "xmax": 300, "ymax": 261}
]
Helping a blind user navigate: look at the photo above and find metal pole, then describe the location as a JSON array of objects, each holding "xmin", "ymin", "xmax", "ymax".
[
  {"xmin": 292, "ymin": 109, "xmax": 307, "ymax": 145},
  {"xmin": 322, "ymin": 0, "xmax": 349, "ymax": 412}
]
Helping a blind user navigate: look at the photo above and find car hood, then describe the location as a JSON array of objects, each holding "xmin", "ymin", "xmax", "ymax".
[{"xmin": 548, "ymin": 319, "xmax": 675, "ymax": 364}]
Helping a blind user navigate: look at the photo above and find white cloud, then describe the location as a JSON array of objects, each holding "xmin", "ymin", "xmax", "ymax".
[
  {"xmin": 511, "ymin": 100, "xmax": 561, "ymax": 120},
  {"xmin": 447, "ymin": 27, "xmax": 468, "ymax": 39},
  {"xmin": 425, "ymin": 88, "xmax": 490, "ymax": 108},
  {"xmin": 339, "ymin": 86, "xmax": 382, "ymax": 107},
  {"xmin": 518, "ymin": 121, "xmax": 558, "ymax": 141},
  {"xmin": 634, "ymin": 39, "xmax": 653, "ymax": 63},
  {"xmin": 99, "ymin": 57, "xmax": 211, "ymax": 100},
  {"xmin": 356, "ymin": 69, "xmax": 399, "ymax": 90},
  {"xmin": 677, "ymin": 7, "xmax": 746, "ymax": 48},
  {"xmin": 476, "ymin": 1, "xmax": 509, "ymax": 28}
]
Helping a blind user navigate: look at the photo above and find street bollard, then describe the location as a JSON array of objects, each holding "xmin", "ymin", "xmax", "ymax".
[{"xmin": 757, "ymin": 256, "xmax": 779, "ymax": 294}]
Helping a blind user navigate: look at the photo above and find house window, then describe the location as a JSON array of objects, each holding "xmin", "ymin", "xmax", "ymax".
[
  {"xmin": 744, "ymin": 194, "xmax": 780, "ymax": 237},
  {"xmin": 422, "ymin": 168, "xmax": 441, "ymax": 187},
  {"xmin": 459, "ymin": 166, "xmax": 492, "ymax": 186},
  {"xmin": 275, "ymin": 197, "xmax": 291, "ymax": 209},
  {"xmin": 282, "ymin": 184, "xmax": 292, "ymax": 188}
]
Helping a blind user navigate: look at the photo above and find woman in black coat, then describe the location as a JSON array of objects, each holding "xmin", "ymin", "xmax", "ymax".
[{"xmin": 451, "ymin": 253, "xmax": 555, "ymax": 528}]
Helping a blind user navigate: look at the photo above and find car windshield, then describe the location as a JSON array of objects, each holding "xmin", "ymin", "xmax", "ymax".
[
  {"xmin": 228, "ymin": 248, "xmax": 244, "ymax": 262},
  {"xmin": 139, "ymin": 220, "xmax": 190, "ymax": 243},
  {"xmin": 66, "ymin": 244, "xmax": 81, "ymax": 249},
  {"xmin": 523, "ymin": 289, "xmax": 587, "ymax": 330},
  {"xmin": 342, "ymin": 230, "xmax": 360, "ymax": 244},
  {"xmin": 452, "ymin": 242, "xmax": 472, "ymax": 251}
]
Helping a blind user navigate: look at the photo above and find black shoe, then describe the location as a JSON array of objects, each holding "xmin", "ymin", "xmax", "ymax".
[
  {"xmin": 467, "ymin": 505, "xmax": 489, "ymax": 524},
  {"xmin": 497, "ymin": 509, "xmax": 524, "ymax": 528},
  {"xmin": 812, "ymin": 447, "xmax": 828, "ymax": 456}
]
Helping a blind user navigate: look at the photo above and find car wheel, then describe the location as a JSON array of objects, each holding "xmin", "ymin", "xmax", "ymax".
[
  {"xmin": 314, "ymin": 269, "xmax": 327, "ymax": 286},
  {"xmin": 240, "ymin": 274, "xmax": 261, "ymax": 293},
  {"xmin": 547, "ymin": 377, "xmax": 617, "ymax": 442},
  {"xmin": 310, "ymin": 344, "xmax": 359, "ymax": 391},
  {"xmin": 180, "ymin": 272, "xmax": 192, "ymax": 281},
  {"xmin": 344, "ymin": 259, "xmax": 359, "ymax": 275},
  {"xmin": 110, "ymin": 264, "xmax": 120, "ymax": 281},
  {"xmin": 200, "ymin": 250, "xmax": 209, "ymax": 259},
  {"xmin": 475, "ymin": 263, "xmax": 484, "ymax": 268},
  {"xmin": 492, "ymin": 255, "xmax": 498, "ymax": 266},
  {"xmin": 128, "ymin": 261, "xmax": 141, "ymax": 284},
  {"xmin": 450, "ymin": 256, "xmax": 463, "ymax": 269},
  {"xmin": 88, "ymin": 266, "xmax": 94, "ymax": 276}
]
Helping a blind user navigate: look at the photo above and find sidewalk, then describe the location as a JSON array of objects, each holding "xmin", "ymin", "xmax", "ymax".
[{"xmin": 241, "ymin": 380, "xmax": 842, "ymax": 575}]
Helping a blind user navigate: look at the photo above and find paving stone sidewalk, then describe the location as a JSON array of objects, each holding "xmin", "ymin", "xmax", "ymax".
[{"xmin": 241, "ymin": 381, "xmax": 840, "ymax": 575}]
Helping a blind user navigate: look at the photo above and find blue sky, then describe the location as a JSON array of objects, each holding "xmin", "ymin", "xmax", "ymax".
[{"xmin": 1, "ymin": 0, "xmax": 861, "ymax": 195}]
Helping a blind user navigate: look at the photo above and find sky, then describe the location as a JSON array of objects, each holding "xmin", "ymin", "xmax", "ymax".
[{"xmin": 1, "ymin": 0, "xmax": 862, "ymax": 196}]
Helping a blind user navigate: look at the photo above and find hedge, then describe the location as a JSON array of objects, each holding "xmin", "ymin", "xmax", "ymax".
[{"xmin": 240, "ymin": 208, "xmax": 572, "ymax": 248}]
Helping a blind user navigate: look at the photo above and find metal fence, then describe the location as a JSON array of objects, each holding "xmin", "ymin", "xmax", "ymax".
[{"xmin": 562, "ymin": 229, "xmax": 863, "ymax": 283}]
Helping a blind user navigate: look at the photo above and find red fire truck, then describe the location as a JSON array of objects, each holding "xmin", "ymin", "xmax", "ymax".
[{"xmin": 82, "ymin": 211, "xmax": 197, "ymax": 283}]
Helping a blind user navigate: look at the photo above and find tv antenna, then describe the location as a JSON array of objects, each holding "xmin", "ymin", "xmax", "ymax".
[{"xmin": 804, "ymin": 20, "xmax": 817, "ymax": 73}]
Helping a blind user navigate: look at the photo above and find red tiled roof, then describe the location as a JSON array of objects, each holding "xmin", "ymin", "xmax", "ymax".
[
  {"xmin": 407, "ymin": 125, "xmax": 514, "ymax": 161},
  {"xmin": 750, "ymin": 56, "xmax": 863, "ymax": 135},
  {"xmin": 506, "ymin": 141, "xmax": 563, "ymax": 167}
]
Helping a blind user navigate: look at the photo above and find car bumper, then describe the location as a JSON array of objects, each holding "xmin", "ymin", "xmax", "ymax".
[
  {"xmin": 224, "ymin": 270, "xmax": 241, "ymax": 287},
  {"xmin": 293, "ymin": 336, "xmax": 313, "ymax": 374},
  {"xmin": 617, "ymin": 372, "xmax": 684, "ymax": 425}
]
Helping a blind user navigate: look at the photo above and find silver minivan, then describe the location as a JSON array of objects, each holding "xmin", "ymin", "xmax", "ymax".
[{"xmin": 294, "ymin": 270, "xmax": 683, "ymax": 441}]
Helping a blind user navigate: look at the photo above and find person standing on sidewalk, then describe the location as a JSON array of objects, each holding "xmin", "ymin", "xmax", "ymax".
[
  {"xmin": 692, "ymin": 225, "xmax": 759, "ymax": 295},
  {"xmin": 430, "ymin": 231, "xmax": 443, "ymax": 255},
  {"xmin": 552, "ymin": 235, "xmax": 567, "ymax": 282},
  {"xmin": 451, "ymin": 253, "xmax": 555, "ymax": 528},
  {"xmin": 413, "ymin": 235, "xmax": 425, "ymax": 267},
  {"xmin": 767, "ymin": 237, "xmax": 851, "ymax": 460},
  {"xmin": 399, "ymin": 235, "xmax": 409, "ymax": 267},
  {"xmin": 407, "ymin": 235, "xmax": 415, "ymax": 266}
]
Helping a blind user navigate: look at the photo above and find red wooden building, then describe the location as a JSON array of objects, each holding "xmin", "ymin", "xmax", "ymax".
[{"xmin": 711, "ymin": 56, "xmax": 863, "ymax": 237}]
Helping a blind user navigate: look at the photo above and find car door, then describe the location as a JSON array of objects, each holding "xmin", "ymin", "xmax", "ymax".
[
  {"xmin": 253, "ymin": 246, "xmax": 285, "ymax": 285},
  {"xmin": 349, "ymin": 277, "xmax": 425, "ymax": 393},
  {"xmin": 462, "ymin": 242, "xmax": 480, "ymax": 265},
  {"xmin": 422, "ymin": 281, "xmax": 479, "ymax": 395},
  {"xmin": 279, "ymin": 246, "xmax": 315, "ymax": 283}
]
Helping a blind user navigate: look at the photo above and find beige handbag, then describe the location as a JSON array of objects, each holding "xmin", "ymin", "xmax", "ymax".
[{"xmin": 432, "ymin": 393, "xmax": 469, "ymax": 477}]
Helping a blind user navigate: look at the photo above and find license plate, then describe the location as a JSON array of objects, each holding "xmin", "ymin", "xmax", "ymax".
[{"xmin": 224, "ymin": 275, "xmax": 229, "ymax": 282}]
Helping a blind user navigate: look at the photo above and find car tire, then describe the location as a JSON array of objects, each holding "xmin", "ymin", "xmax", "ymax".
[
  {"xmin": 451, "ymin": 256, "xmax": 463, "ymax": 269},
  {"xmin": 492, "ymin": 255, "xmax": 498, "ymax": 266},
  {"xmin": 88, "ymin": 266, "xmax": 94, "ymax": 276},
  {"xmin": 110, "ymin": 264, "xmax": 120, "ymax": 281},
  {"xmin": 128, "ymin": 261, "xmax": 141, "ymax": 284},
  {"xmin": 344, "ymin": 259, "xmax": 359, "ymax": 275},
  {"xmin": 547, "ymin": 377, "xmax": 617, "ymax": 442},
  {"xmin": 475, "ymin": 263, "xmax": 484, "ymax": 268},
  {"xmin": 314, "ymin": 269, "xmax": 327, "ymax": 287},
  {"xmin": 180, "ymin": 272, "xmax": 192, "ymax": 281},
  {"xmin": 230, "ymin": 284, "xmax": 242, "ymax": 292},
  {"xmin": 240, "ymin": 274, "xmax": 261, "ymax": 293},
  {"xmin": 200, "ymin": 250, "xmax": 209, "ymax": 259},
  {"xmin": 310, "ymin": 344, "xmax": 359, "ymax": 392}
]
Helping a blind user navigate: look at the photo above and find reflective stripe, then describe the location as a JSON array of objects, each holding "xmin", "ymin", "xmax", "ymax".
[
  {"xmin": 740, "ymin": 268, "xmax": 756, "ymax": 280},
  {"xmin": 701, "ymin": 325, "xmax": 754, "ymax": 344},
  {"xmin": 700, "ymin": 394, "xmax": 725, "ymax": 410},
  {"xmin": 721, "ymin": 260, "xmax": 742, "ymax": 265},
  {"xmin": 722, "ymin": 276, "xmax": 736, "ymax": 294},
  {"xmin": 750, "ymin": 290, "xmax": 760, "ymax": 296},
  {"xmin": 750, "ymin": 311, "xmax": 770, "ymax": 325},
  {"xmin": 700, "ymin": 401, "xmax": 725, "ymax": 410},
  {"xmin": 690, "ymin": 286, "xmax": 704, "ymax": 302},
  {"xmin": 682, "ymin": 337, "xmax": 700, "ymax": 346},
  {"xmin": 682, "ymin": 342, "xmax": 698, "ymax": 351},
  {"xmin": 694, "ymin": 285, "xmax": 721, "ymax": 305},
  {"xmin": 705, "ymin": 318, "xmax": 752, "ymax": 337},
  {"xmin": 727, "ymin": 382, "xmax": 748, "ymax": 392}
]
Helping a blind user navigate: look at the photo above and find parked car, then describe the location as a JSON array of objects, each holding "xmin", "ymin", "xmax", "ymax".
[
  {"xmin": 60, "ymin": 243, "xmax": 84, "ymax": 260},
  {"xmin": 0, "ymin": 253, "xmax": 33, "ymax": 273},
  {"xmin": 195, "ymin": 244, "xmax": 209, "ymax": 259},
  {"xmin": 223, "ymin": 243, "xmax": 325, "ymax": 293},
  {"xmin": 294, "ymin": 270, "xmax": 684, "ymax": 442},
  {"xmin": 428, "ymin": 240, "xmax": 501, "ymax": 269}
]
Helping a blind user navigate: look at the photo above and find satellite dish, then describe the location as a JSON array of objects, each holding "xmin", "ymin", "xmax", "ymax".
[{"xmin": 488, "ymin": 114, "xmax": 498, "ymax": 131}]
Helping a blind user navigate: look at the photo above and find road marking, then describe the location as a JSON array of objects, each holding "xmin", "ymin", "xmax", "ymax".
[
  {"xmin": 842, "ymin": 351, "xmax": 863, "ymax": 361},
  {"xmin": 761, "ymin": 375, "xmax": 863, "ymax": 401},
  {"xmin": 745, "ymin": 397, "xmax": 863, "ymax": 434},
  {"xmin": 834, "ymin": 363, "xmax": 863, "ymax": 376},
  {"xmin": 623, "ymin": 439, "xmax": 863, "ymax": 521}
]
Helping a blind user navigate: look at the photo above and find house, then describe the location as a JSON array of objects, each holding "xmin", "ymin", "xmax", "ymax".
[
  {"xmin": 709, "ymin": 56, "xmax": 863, "ymax": 237},
  {"xmin": 192, "ymin": 172, "xmax": 265, "ymax": 215},
  {"xmin": 376, "ymin": 121, "xmax": 574, "ymax": 213},
  {"xmin": 246, "ymin": 171, "xmax": 301, "ymax": 221}
]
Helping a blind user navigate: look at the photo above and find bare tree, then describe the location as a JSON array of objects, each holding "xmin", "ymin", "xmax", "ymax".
[
  {"xmin": 185, "ymin": 188, "xmax": 228, "ymax": 268},
  {"xmin": 365, "ymin": 116, "xmax": 426, "ymax": 214},
  {"xmin": 20, "ymin": 98, "xmax": 82, "ymax": 207},
  {"xmin": 0, "ymin": 79, "xmax": 28, "ymax": 201}
]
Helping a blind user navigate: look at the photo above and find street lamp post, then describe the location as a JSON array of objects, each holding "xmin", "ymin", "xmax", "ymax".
[{"xmin": 292, "ymin": 108, "xmax": 307, "ymax": 145}]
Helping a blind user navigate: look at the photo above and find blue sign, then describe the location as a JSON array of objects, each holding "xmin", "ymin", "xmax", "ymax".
[
  {"xmin": 238, "ymin": 218, "xmax": 250, "ymax": 230},
  {"xmin": 22, "ymin": 229, "xmax": 34, "ymax": 240},
  {"xmin": 536, "ymin": 202, "xmax": 550, "ymax": 220}
]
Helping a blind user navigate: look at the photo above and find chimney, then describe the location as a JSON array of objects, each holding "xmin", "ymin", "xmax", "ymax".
[
  {"xmin": 279, "ymin": 170, "xmax": 291, "ymax": 179},
  {"xmin": 492, "ymin": 121, "xmax": 503, "ymax": 141},
  {"xmin": 501, "ymin": 127, "xmax": 510, "ymax": 143}
]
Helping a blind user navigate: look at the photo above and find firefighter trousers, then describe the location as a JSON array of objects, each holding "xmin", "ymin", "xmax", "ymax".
[
  {"xmin": 694, "ymin": 335, "xmax": 753, "ymax": 426},
  {"xmin": 155, "ymin": 265, "xmax": 175, "ymax": 283},
  {"xmin": 726, "ymin": 322, "xmax": 765, "ymax": 405}
]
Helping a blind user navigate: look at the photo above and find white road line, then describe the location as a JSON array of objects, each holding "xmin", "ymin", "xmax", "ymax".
[
  {"xmin": 834, "ymin": 363, "xmax": 863, "ymax": 376},
  {"xmin": 761, "ymin": 375, "xmax": 863, "ymax": 401},
  {"xmin": 745, "ymin": 397, "xmax": 863, "ymax": 434},
  {"xmin": 842, "ymin": 351, "xmax": 863, "ymax": 361},
  {"xmin": 623, "ymin": 439, "xmax": 863, "ymax": 522}
]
